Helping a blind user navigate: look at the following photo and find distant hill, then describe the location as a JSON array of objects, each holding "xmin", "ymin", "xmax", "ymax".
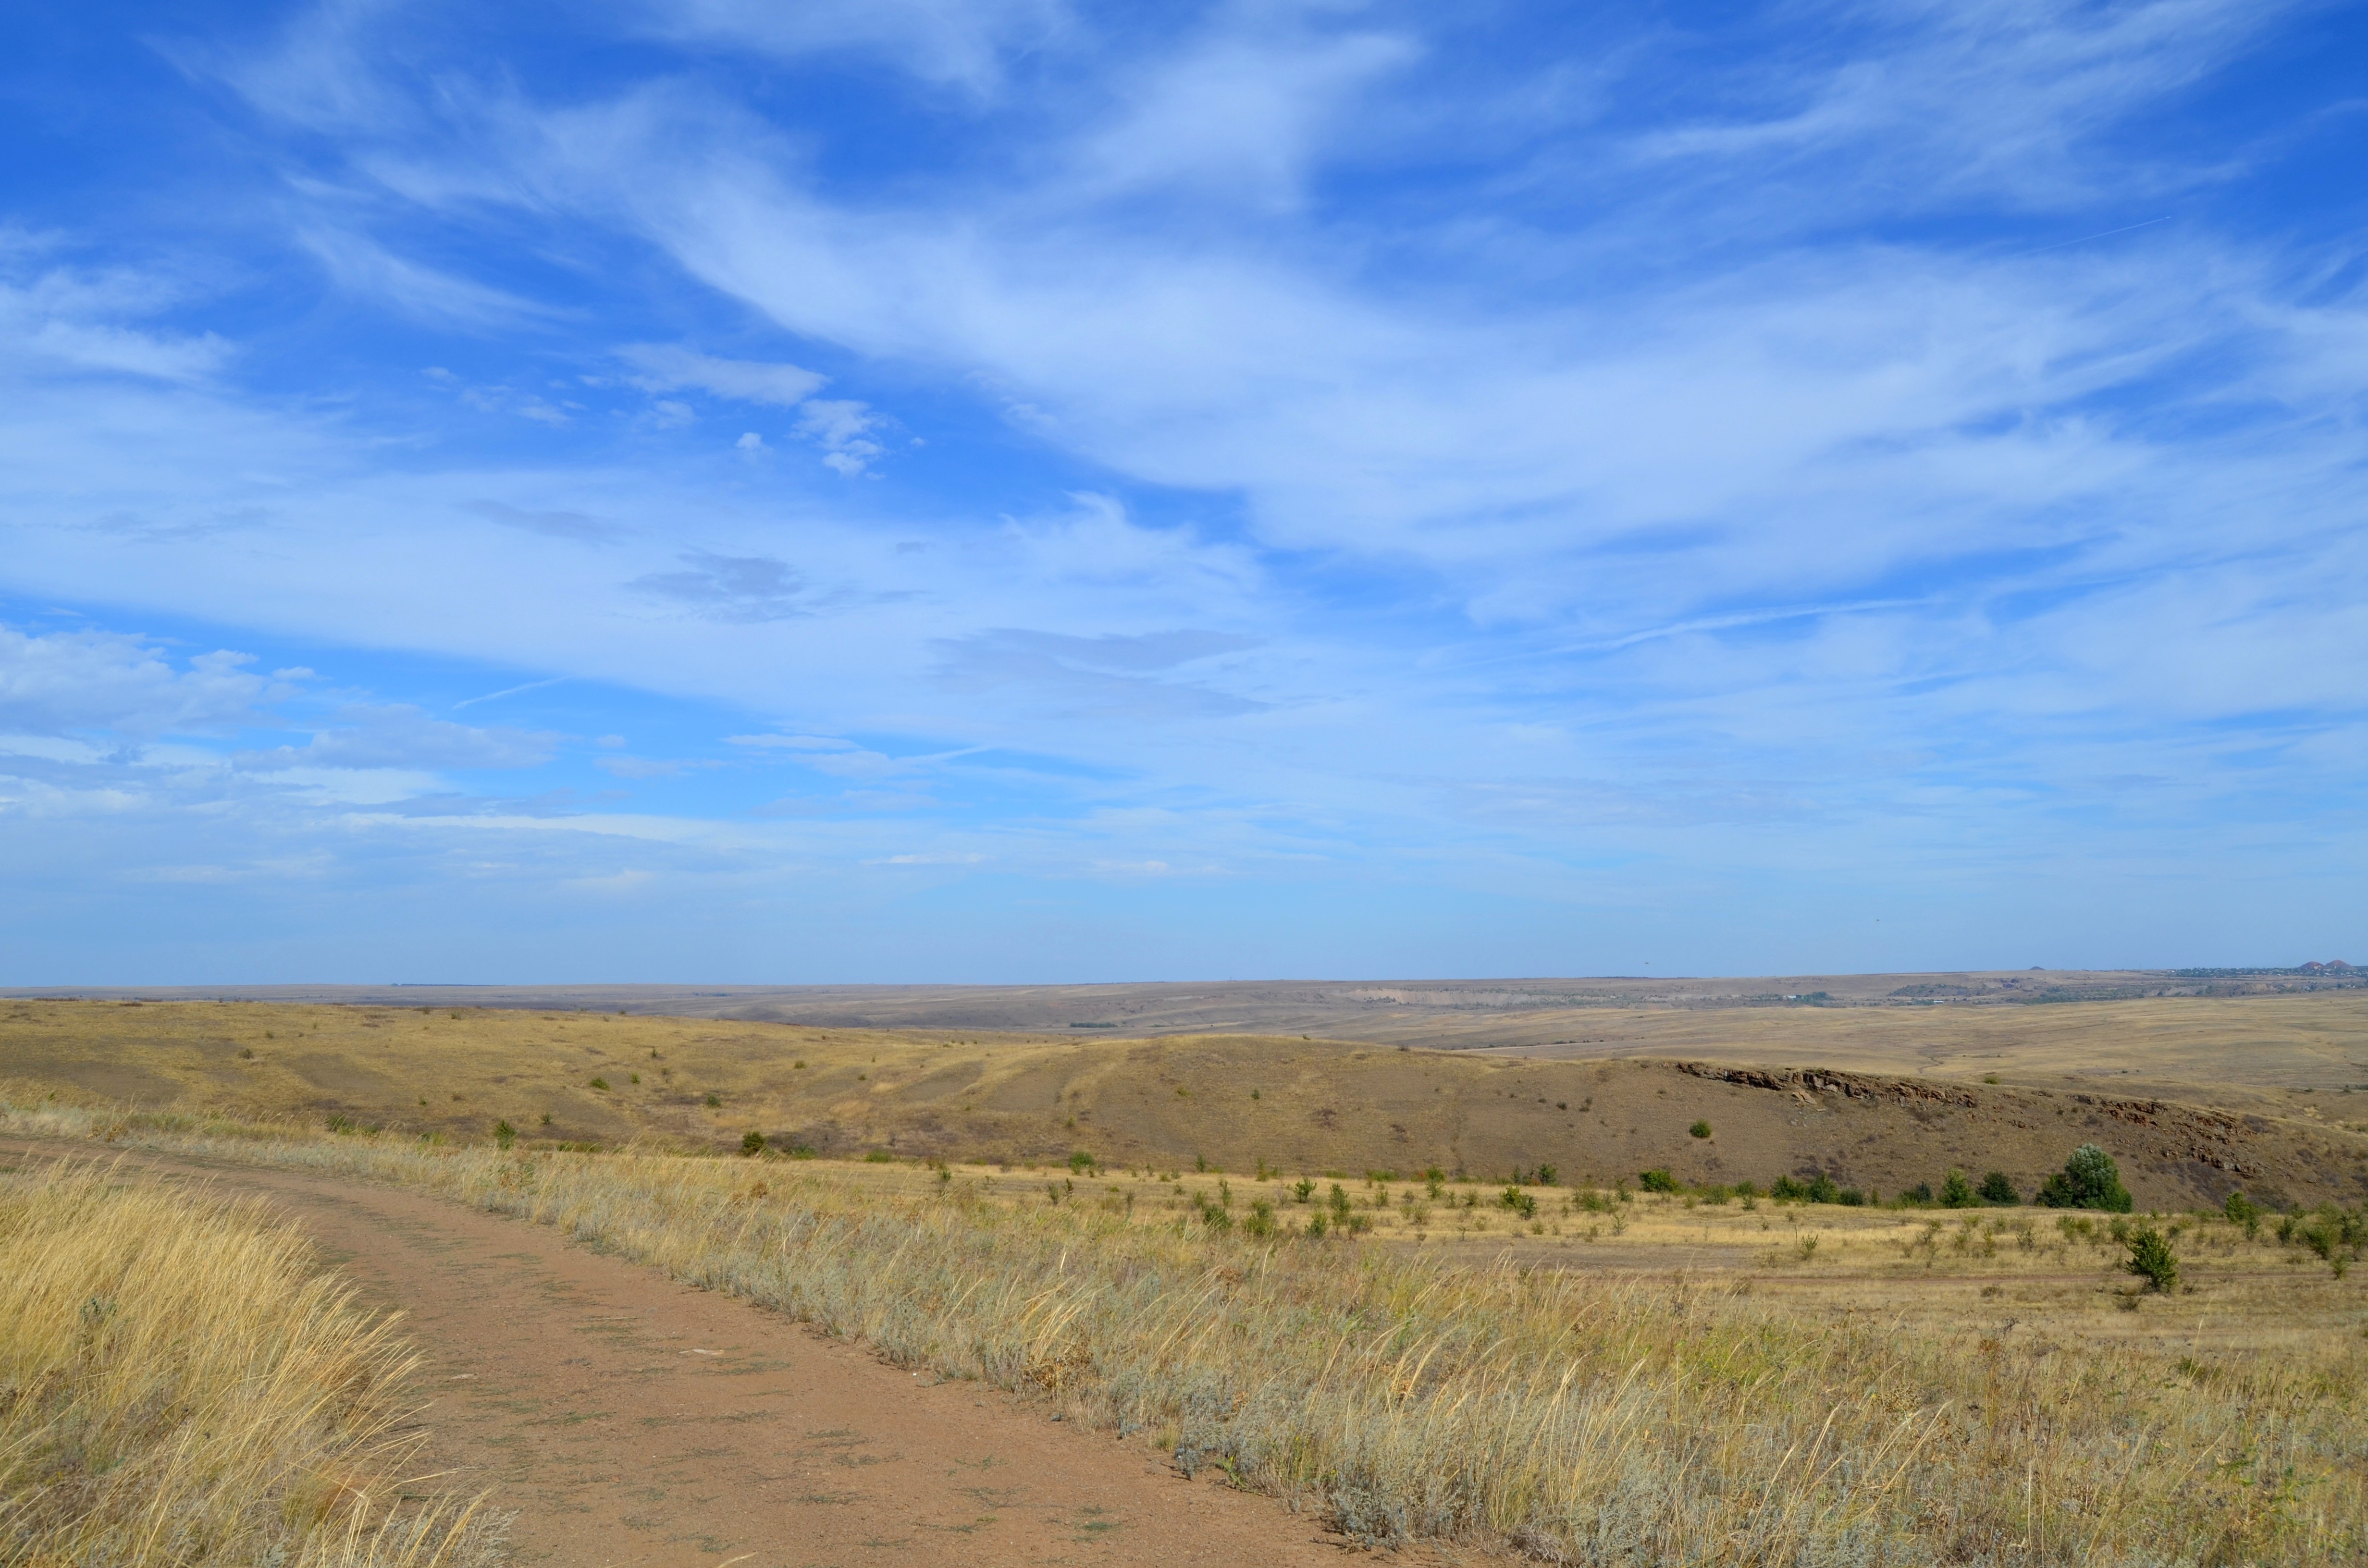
[
  {"xmin": 6, "ymin": 992, "xmax": 2364, "ymax": 1212},
  {"xmin": 7, "ymin": 964, "xmax": 2362, "ymax": 1046}
]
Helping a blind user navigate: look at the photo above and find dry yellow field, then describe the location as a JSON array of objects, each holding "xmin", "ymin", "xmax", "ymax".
[
  {"xmin": 5, "ymin": 1093, "xmax": 2364, "ymax": 1567},
  {"xmin": 7, "ymin": 993, "xmax": 2368, "ymax": 1211},
  {"xmin": 844, "ymin": 1157, "xmax": 2368, "ymax": 1359},
  {"xmin": 1480, "ymin": 990, "xmax": 2368, "ymax": 1100}
]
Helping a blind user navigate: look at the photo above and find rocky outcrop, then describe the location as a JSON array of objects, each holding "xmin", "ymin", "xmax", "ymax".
[
  {"xmin": 1674, "ymin": 1061, "xmax": 2275, "ymax": 1183},
  {"xmin": 1675, "ymin": 1062, "xmax": 1977, "ymax": 1107}
]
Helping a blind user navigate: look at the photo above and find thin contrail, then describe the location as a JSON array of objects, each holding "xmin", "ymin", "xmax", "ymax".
[
  {"xmin": 454, "ymin": 676, "xmax": 566, "ymax": 710},
  {"xmin": 2015, "ymin": 215, "xmax": 2171, "ymax": 258},
  {"xmin": 1439, "ymin": 596, "xmax": 1928, "ymax": 670}
]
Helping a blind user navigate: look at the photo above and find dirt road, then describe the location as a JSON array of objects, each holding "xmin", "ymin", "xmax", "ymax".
[{"xmin": 2, "ymin": 1139, "xmax": 1453, "ymax": 1568}]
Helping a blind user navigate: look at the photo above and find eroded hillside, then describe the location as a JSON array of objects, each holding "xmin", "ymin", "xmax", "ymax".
[{"xmin": 5, "ymin": 997, "xmax": 2364, "ymax": 1208}]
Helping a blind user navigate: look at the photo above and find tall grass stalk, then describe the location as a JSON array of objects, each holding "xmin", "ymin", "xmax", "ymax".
[
  {"xmin": 9, "ymin": 1100, "xmax": 2363, "ymax": 1566},
  {"xmin": 0, "ymin": 1160, "xmax": 498, "ymax": 1567}
]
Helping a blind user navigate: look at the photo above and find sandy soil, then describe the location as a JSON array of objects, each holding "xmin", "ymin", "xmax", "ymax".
[{"xmin": 0, "ymin": 1138, "xmax": 1471, "ymax": 1568}]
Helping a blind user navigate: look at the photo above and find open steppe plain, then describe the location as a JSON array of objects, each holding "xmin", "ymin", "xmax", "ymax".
[
  {"xmin": 7, "ymin": 980, "xmax": 2368, "ymax": 1564},
  {"xmin": 4, "ymin": 1098, "xmax": 2366, "ymax": 1566},
  {"xmin": 6, "ymin": 987, "xmax": 2366, "ymax": 1209}
]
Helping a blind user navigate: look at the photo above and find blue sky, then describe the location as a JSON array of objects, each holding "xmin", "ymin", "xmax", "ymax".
[{"xmin": 2, "ymin": 0, "xmax": 2363, "ymax": 984}]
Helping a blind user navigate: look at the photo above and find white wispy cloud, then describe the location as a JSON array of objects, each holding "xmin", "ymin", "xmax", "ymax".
[
  {"xmin": 0, "ymin": 626, "xmax": 277, "ymax": 737},
  {"xmin": 0, "ymin": 257, "xmax": 231, "ymax": 383},
  {"xmin": 295, "ymin": 223, "xmax": 555, "ymax": 327},
  {"xmin": 0, "ymin": 0, "xmax": 2358, "ymax": 977},
  {"xmin": 616, "ymin": 343, "xmax": 827, "ymax": 407},
  {"xmin": 1072, "ymin": 24, "xmax": 1418, "ymax": 208},
  {"xmin": 643, "ymin": 0, "xmax": 1069, "ymax": 91},
  {"xmin": 236, "ymin": 705, "xmax": 558, "ymax": 772},
  {"xmin": 630, "ymin": 551, "xmax": 809, "ymax": 621},
  {"xmin": 791, "ymin": 399, "xmax": 885, "ymax": 476},
  {"xmin": 727, "ymin": 734, "xmax": 859, "ymax": 750},
  {"xmin": 1621, "ymin": 0, "xmax": 2301, "ymax": 213}
]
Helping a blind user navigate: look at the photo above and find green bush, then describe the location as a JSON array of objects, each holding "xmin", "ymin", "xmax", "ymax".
[
  {"xmin": 2125, "ymin": 1226, "xmax": 2178, "ymax": 1292},
  {"xmin": 1771, "ymin": 1173, "xmax": 1841, "ymax": 1204},
  {"xmin": 1688, "ymin": 1120, "xmax": 1712, "ymax": 1139},
  {"xmin": 2325, "ymin": 1205, "xmax": 2368, "ymax": 1249},
  {"xmin": 740, "ymin": 1130, "xmax": 766, "ymax": 1157},
  {"xmin": 2037, "ymin": 1144, "xmax": 2133, "ymax": 1212},
  {"xmin": 493, "ymin": 1119, "xmax": 516, "ymax": 1150},
  {"xmin": 1067, "ymin": 1150, "xmax": 1097, "ymax": 1173},
  {"xmin": 1978, "ymin": 1171, "xmax": 2020, "ymax": 1205},
  {"xmin": 588, "ymin": 1077, "xmax": 610, "ymax": 1091},
  {"xmin": 2223, "ymin": 1190, "xmax": 2260, "ymax": 1237},
  {"xmin": 2290, "ymin": 1207, "xmax": 2366, "ymax": 1272},
  {"xmin": 1639, "ymin": 1168, "xmax": 1679, "ymax": 1193},
  {"xmin": 1940, "ymin": 1171, "xmax": 1976, "ymax": 1208}
]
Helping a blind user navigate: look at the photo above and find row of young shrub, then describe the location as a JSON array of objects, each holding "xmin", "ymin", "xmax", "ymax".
[
  {"xmin": 719, "ymin": 1129, "xmax": 2318, "ymax": 1251},
  {"xmin": 1636, "ymin": 1144, "xmax": 2146, "ymax": 1213},
  {"xmin": 1058, "ymin": 1142, "xmax": 2155, "ymax": 1218}
]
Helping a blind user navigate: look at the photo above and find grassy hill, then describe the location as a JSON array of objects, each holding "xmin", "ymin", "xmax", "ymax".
[{"xmin": 7, "ymin": 995, "xmax": 2365, "ymax": 1209}]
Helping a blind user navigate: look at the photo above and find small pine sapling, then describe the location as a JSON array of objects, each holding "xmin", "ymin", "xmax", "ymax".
[{"xmin": 2124, "ymin": 1225, "xmax": 2178, "ymax": 1293}]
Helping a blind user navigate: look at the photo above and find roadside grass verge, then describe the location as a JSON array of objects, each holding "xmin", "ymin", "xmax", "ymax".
[
  {"xmin": 0, "ymin": 1158, "xmax": 500, "ymax": 1567},
  {"xmin": 7, "ymin": 1099, "xmax": 2363, "ymax": 1566}
]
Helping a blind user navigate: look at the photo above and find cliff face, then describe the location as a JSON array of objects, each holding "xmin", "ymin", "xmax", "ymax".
[{"xmin": 1672, "ymin": 1060, "xmax": 2346, "ymax": 1207}]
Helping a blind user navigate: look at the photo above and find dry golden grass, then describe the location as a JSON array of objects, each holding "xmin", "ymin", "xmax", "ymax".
[
  {"xmin": 0, "ymin": 1160, "xmax": 499, "ymax": 1568},
  {"xmin": 1480, "ymin": 991, "xmax": 2368, "ymax": 1099},
  {"xmin": 9, "ymin": 1097, "xmax": 2364, "ymax": 1565}
]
